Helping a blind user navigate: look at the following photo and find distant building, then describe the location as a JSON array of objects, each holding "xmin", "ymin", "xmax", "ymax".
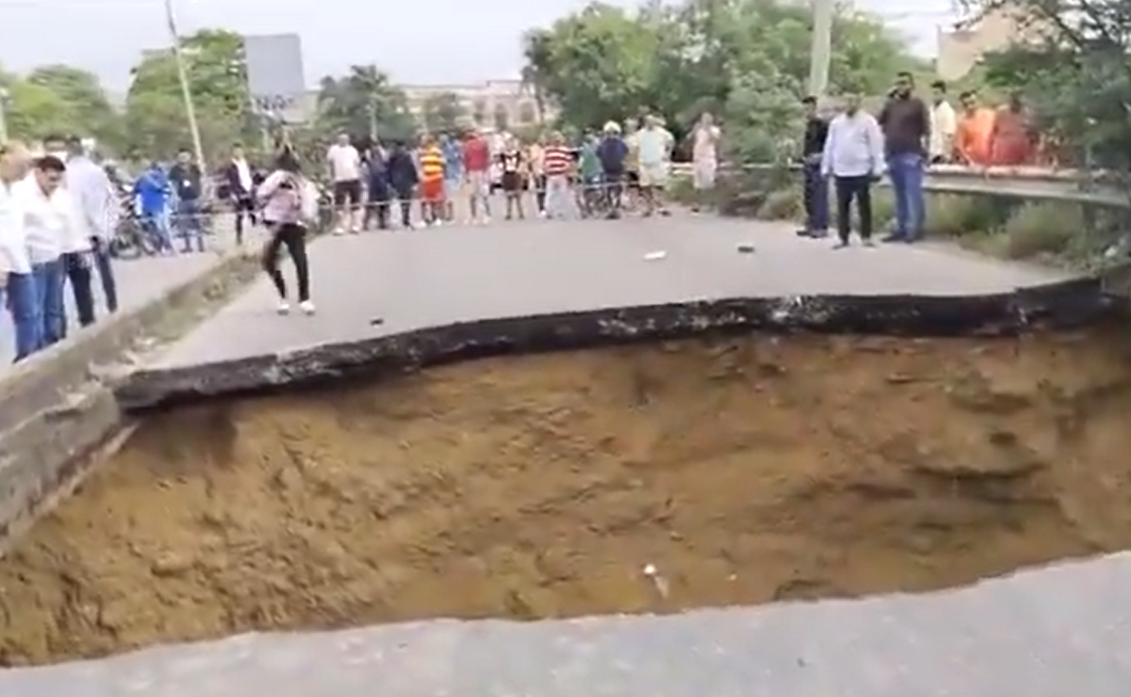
[
  {"xmin": 399, "ymin": 79, "xmax": 554, "ymax": 131},
  {"xmin": 936, "ymin": 3, "xmax": 1053, "ymax": 82}
]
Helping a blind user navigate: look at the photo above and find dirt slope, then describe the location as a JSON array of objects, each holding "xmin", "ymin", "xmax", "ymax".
[{"xmin": 3, "ymin": 330, "xmax": 1131, "ymax": 665}]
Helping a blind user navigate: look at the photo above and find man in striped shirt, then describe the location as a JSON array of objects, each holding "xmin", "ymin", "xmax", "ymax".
[
  {"xmin": 541, "ymin": 131, "xmax": 574, "ymax": 220},
  {"xmin": 417, "ymin": 135, "xmax": 446, "ymax": 226}
]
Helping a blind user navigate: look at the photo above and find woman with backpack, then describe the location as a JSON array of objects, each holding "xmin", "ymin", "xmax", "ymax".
[{"xmin": 256, "ymin": 148, "xmax": 318, "ymax": 315}]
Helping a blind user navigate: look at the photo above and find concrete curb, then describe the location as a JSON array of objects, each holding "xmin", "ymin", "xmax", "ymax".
[{"xmin": 0, "ymin": 247, "xmax": 264, "ymax": 554}]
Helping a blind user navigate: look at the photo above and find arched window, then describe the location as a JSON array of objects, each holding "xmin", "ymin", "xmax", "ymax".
[
  {"xmin": 493, "ymin": 103, "xmax": 510, "ymax": 131},
  {"xmin": 518, "ymin": 100, "xmax": 537, "ymax": 125},
  {"xmin": 472, "ymin": 99, "xmax": 488, "ymax": 126}
]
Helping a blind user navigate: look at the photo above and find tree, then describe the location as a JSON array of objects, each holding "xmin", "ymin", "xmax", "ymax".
[
  {"xmin": 962, "ymin": 1, "xmax": 1131, "ymax": 170},
  {"xmin": 25, "ymin": 65, "xmax": 124, "ymax": 149},
  {"xmin": 520, "ymin": 30, "xmax": 553, "ymax": 123},
  {"xmin": 1, "ymin": 77, "xmax": 78, "ymax": 142},
  {"xmin": 124, "ymin": 29, "xmax": 253, "ymax": 162},
  {"xmin": 421, "ymin": 91, "xmax": 467, "ymax": 133},
  {"xmin": 316, "ymin": 64, "xmax": 416, "ymax": 143},
  {"xmin": 522, "ymin": 0, "xmax": 921, "ymax": 161},
  {"xmin": 0, "ymin": 63, "xmax": 124, "ymax": 147}
]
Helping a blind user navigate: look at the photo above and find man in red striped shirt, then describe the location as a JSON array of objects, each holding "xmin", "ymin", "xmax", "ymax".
[
  {"xmin": 462, "ymin": 129, "xmax": 492, "ymax": 224},
  {"xmin": 542, "ymin": 131, "xmax": 574, "ymax": 220}
]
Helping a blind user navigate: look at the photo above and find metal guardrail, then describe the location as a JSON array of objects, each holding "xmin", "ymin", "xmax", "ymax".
[{"xmin": 670, "ymin": 163, "xmax": 1129, "ymax": 208}]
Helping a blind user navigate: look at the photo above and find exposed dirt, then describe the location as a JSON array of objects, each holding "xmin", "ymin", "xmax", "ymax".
[{"xmin": 4, "ymin": 331, "xmax": 1131, "ymax": 665}]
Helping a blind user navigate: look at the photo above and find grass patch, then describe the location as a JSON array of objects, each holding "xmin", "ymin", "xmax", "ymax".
[{"xmin": 704, "ymin": 174, "xmax": 1116, "ymax": 266}]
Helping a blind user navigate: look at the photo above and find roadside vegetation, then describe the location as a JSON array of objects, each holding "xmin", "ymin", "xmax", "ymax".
[{"xmin": 667, "ymin": 169, "xmax": 1125, "ymax": 270}]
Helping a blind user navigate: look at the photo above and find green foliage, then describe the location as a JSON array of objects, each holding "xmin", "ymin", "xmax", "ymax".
[
  {"xmin": 316, "ymin": 64, "xmax": 416, "ymax": 143},
  {"xmin": 2, "ymin": 77, "xmax": 76, "ymax": 141},
  {"xmin": 26, "ymin": 65, "xmax": 123, "ymax": 150},
  {"xmin": 758, "ymin": 186, "xmax": 802, "ymax": 220},
  {"xmin": 124, "ymin": 29, "xmax": 256, "ymax": 162},
  {"xmin": 522, "ymin": 0, "xmax": 923, "ymax": 148},
  {"xmin": 969, "ymin": 0, "xmax": 1131, "ymax": 170},
  {"xmin": 998, "ymin": 201, "xmax": 1082, "ymax": 260},
  {"xmin": 421, "ymin": 91, "xmax": 468, "ymax": 133}
]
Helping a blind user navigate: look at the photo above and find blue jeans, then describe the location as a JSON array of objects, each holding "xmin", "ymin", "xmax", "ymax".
[
  {"xmin": 175, "ymin": 198, "xmax": 205, "ymax": 252},
  {"xmin": 143, "ymin": 210, "xmax": 175, "ymax": 253},
  {"xmin": 6, "ymin": 272, "xmax": 40, "ymax": 361},
  {"xmin": 888, "ymin": 152, "xmax": 925, "ymax": 239},
  {"xmin": 802, "ymin": 161, "xmax": 829, "ymax": 232},
  {"xmin": 33, "ymin": 259, "xmax": 66, "ymax": 349}
]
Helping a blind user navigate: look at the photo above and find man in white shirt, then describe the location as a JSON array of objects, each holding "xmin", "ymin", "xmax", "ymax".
[
  {"xmin": 325, "ymin": 132, "xmax": 362, "ymax": 234},
  {"xmin": 690, "ymin": 112, "xmax": 721, "ymax": 202},
  {"xmin": 0, "ymin": 141, "xmax": 39, "ymax": 360},
  {"xmin": 929, "ymin": 80, "xmax": 957, "ymax": 163},
  {"xmin": 63, "ymin": 136, "xmax": 119, "ymax": 321},
  {"xmin": 820, "ymin": 94, "xmax": 885, "ymax": 248},
  {"xmin": 223, "ymin": 143, "xmax": 257, "ymax": 245},
  {"xmin": 13, "ymin": 154, "xmax": 92, "ymax": 352}
]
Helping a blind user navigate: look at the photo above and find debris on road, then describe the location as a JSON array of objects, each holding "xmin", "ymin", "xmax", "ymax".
[{"xmin": 644, "ymin": 251, "xmax": 667, "ymax": 261}]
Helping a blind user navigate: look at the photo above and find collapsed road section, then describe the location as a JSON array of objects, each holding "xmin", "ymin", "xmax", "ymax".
[{"xmin": 1, "ymin": 274, "xmax": 1130, "ymax": 666}]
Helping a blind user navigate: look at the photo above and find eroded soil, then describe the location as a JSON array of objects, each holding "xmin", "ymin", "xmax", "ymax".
[{"xmin": 3, "ymin": 331, "xmax": 1131, "ymax": 665}]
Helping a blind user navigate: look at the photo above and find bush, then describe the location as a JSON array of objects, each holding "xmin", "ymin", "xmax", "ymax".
[
  {"xmin": 757, "ymin": 186, "xmax": 802, "ymax": 220},
  {"xmin": 999, "ymin": 202, "xmax": 1083, "ymax": 260},
  {"xmin": 667, "ymin": 175, "xmax": 698, "ymax": 206},
  {"xmin": 922, "ymin": 195, "xmax": 990, "ymax": 237}
]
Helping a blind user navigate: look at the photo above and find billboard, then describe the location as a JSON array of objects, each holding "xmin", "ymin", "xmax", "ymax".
[{"xmin": 243, "ymin": 33, "xmax": 310, "ymax": 123}]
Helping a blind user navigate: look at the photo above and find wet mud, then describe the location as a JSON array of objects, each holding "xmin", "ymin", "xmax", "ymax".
[{"xmin": 4, "ymin": 330, "xmax": 1131, "ymax": 665}]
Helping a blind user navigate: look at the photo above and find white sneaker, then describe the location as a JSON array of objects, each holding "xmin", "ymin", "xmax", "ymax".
[
  {"xmin": 333, "ymin": 227, "xmax": 345, "ymax": 236},
  {"xmin": 300, "ymin": 300, "xmax": 316, "ymax": 315},
  {"xmin": 277, "ymin": 301, "xmax": 291, "ymax": 315},
  {"xmin": 482, "ymin": 216, "xmax": 491, "ymax": 225}
]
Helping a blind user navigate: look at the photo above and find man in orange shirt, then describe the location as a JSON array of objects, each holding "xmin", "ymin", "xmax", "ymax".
[
  {"xmin": 954, "ymin": 91, "xmax": 995, "ymax": 166},
  {"xmin": 988, "ymin": 91, "xmax": 1036, "ymax": 166},
  {"xmin": 417, "ymin": 135, "xmax": 446, "ymax": 226}
]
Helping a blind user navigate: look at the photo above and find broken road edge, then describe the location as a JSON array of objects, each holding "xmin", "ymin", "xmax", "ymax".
[{"xmin": 117, "ymin": 275, "xmax": 1117, "ymax": 413}]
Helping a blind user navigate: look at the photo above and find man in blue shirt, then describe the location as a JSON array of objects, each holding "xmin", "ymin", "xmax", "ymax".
[
  {"xmin": 440, "ymin": 132, "xmax": 463, "ymax": 223},
  {"xmin": 168, "ymin": 147, "xmax": 205, "ymax": 252},
  {"xmin": 597, "ymin": 121, "xmax": 629, "ymax": 218},
  {"xmin": 133, "ymin": 162, "xmax": 175, "ymax": 254}
]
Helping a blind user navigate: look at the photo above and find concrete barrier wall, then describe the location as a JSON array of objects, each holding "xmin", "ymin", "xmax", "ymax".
[{"xmin": 0, "ymin": 249, "xmax": 264, "ymax": 555}]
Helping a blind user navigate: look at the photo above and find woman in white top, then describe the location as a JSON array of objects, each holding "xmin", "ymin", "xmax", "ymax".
[
  {"xmin": 257, "ymin": 148, "xmax": 318, "ymax": 315},
  {"xmin": 12, "ymin": 155, "xmax": 91, "ymax": 353}
]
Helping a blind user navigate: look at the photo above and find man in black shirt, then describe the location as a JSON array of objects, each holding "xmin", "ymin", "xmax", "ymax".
[
  {"xmin": 877, "ymin": 71, "xmax": 930, "ymax": 243},
  {"xmin": 168, "ymin": 147, "xmax": 205, "ymax": 252},
  {"xmin": 798, "ymin": 95, "xmax": 829, "ymax": 238}
]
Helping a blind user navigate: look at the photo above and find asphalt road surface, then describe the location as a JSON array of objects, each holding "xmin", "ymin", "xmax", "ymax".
[
  {"xmin": 149, "ymin": 214, "xmax": 1068, "ymax": 370},
  {"xmin": 0, "ymin": 553, "xmax": 1127, "ymax": 696}
]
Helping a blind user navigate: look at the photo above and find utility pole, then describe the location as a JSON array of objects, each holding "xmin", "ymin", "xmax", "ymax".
[
  {"xmin": 808, "ymin": 0, "xmax": 834, "ymax": 98},
  {"xmin": 163, "ymin": 0, "xmax": 206, "ymax": 172}
]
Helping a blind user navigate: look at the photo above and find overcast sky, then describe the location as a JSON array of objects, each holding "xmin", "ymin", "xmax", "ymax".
[{"xmin": 0, "ymin": 0, "xmax": 956, "ymax": 92}]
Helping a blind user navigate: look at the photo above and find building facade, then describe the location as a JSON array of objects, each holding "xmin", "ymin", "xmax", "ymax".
[
  {"xmin": 936, "ymin": 4, "xmax": 1052, "ymax": 82},
  {"xmin": 399, "ymin": 79, "xmax": 553, "ymax": 131}
]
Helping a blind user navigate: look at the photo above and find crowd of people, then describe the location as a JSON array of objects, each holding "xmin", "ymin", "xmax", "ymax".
[
  {"xmin": 0, "ymin": 136, "xmax": 120, "ymax": 362},
  {"xmin": 128, "ymin": 147, "xmax": 211, "ymax": 255},
  {"xmin": 797, "ymin": 72, "xmax": 1046, "ymax": 249},
  {"xmin": 316, "ymin": 112, "xmax": 722, "ymax": 233}
]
